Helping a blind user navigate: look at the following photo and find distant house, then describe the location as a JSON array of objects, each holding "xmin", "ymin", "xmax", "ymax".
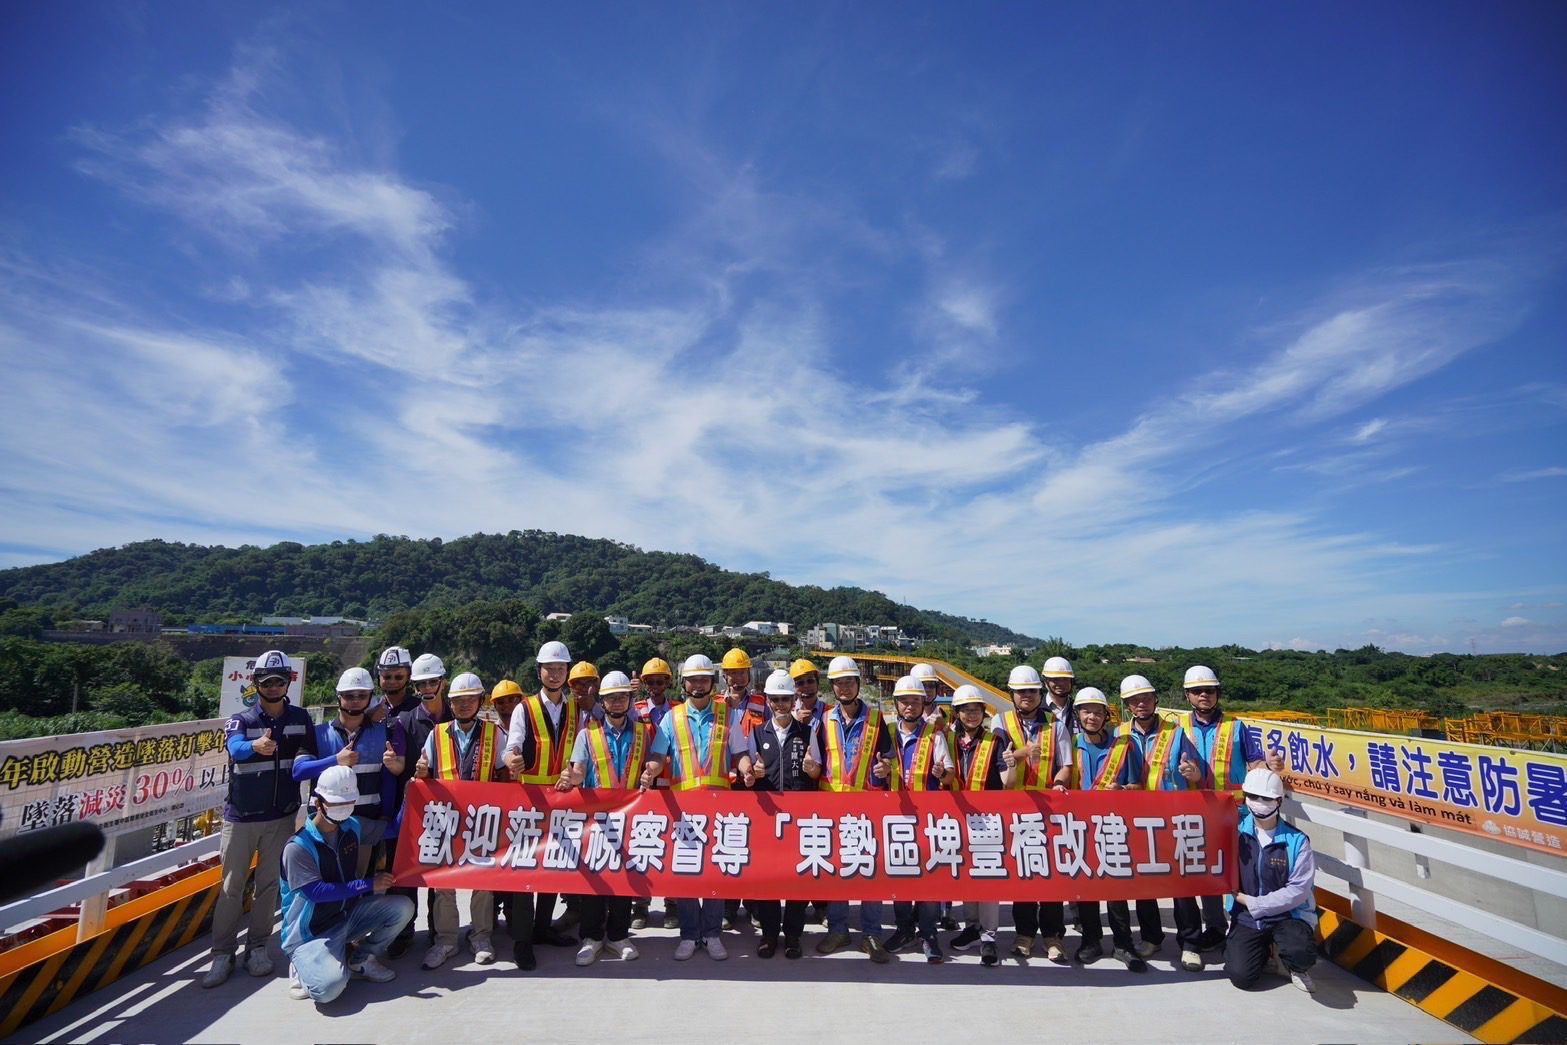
[
  {"xmin": 546, "ymin": 612, "xmax": 573, "ymax": 623},
  {"xmin": 109, "ymin": 607, "xmax": 162, "ymax": 636}
]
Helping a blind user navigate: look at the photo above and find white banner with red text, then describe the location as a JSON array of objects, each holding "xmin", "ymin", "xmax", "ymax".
[{"xmin": 394, "ymin": 782, "xmax": 1239, "ymax": 902}]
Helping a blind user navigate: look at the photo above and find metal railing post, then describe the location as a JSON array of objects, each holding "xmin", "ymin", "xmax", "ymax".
[
  {"xmin": 74, "ymin": 833, "xmax": 118, "ymax": 942},
  {"xmin": 1339, "ymin": 806, "xmax": 1377, "ymax": 928}
]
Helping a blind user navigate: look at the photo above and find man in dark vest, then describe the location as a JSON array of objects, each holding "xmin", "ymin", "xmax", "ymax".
[{"xmin": 736, "ymin": 670, "xmax": 823, "ymax": 959}]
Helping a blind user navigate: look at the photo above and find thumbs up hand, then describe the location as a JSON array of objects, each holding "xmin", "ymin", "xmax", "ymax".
[
  {"xmin": 872, "ymin": 754, "xmax": 894, "ymax": 781},
  {"xmin": 638, "ymin": 760, "xmax": 659, "ymax": 792},
  {"xmin": 1265, "ymin": 747, "xmax": 1285, "ymax": 773},
  {"xmin": 252, "ymin": 730, "xmax": 278, "ymax": 756},
  {"xmin": 382, "ymin": 741, "xmax": 405, "ymax": 775},
  {"xmin": 414, "ymin": 751, "xmax": 430, "ymax": 779},
  {"xmin": 1002, "ymin": 746, "xmax": 1019, "ymax": 769},
  {"xmin": 1178, "ymin": 752, "xmax": 1202, "ymax": 783},
  {"xmin": 336, "ymin": 746, "xmax": 359, "ymax": 767}
]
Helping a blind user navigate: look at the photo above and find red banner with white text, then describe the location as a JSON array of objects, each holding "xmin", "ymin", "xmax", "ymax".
[{"xmin": 394, "ymin": 783, "xmax": 1238, "ymax": 902}]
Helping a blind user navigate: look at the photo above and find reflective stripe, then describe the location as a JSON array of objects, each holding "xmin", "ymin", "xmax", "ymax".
[
  {"xmin": 889, "ymin": 721, "xmax": 939, "ymax": 792},
  {"xmin": 1127, "ymin": 720, "xmax": 1180, "ymax": 791},
  {"xmin": 584, "ymin": 721, "xmax": 649, "ymax": 789},
  {"xmin": 230, "ymin": 761, "xmax": 275, "ymax": 776},
  {"xmin": 351, "ymin": 763, "xmax": 381, "ymax": 775},
  {"xmin": 434, "ymin": 722, "xmax": 499, "ymax": 782},
  {"xmin": 1184, "ymin": 715, "xmax": 1244, "ymax": 794},
  {"xmin": 998, "ymin": 710, "xmax": 1052, "ymax": 790},
  {"xmin": 958, "ymin": 733, "xmax": 998, "ymax": 791},
  {"xmin": 518, "ymin": 694, "xmax": 579, "ymax": 784},
  {"xmin": 282, "ymin": 725, "xmax": 308, "ymax": 736},
  {"xmin": 669, "ymin": 703, "xmax": 729, "ymax": 790},
  {"xmin": 824, "ymin": 705, "xmax": 882, "ymax": 793},
  {"xmin": 1073, "ymin": 735, "xmax": 1131, "ymax": 789},
  {"xmin": 245, "ymin": 728, "xmax": 268, "ymax": 739}
]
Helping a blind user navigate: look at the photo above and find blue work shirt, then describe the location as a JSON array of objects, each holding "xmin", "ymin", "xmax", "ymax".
[{"xmin": 650, "ymin": 700, "xmax": 741, "ymax": 781}]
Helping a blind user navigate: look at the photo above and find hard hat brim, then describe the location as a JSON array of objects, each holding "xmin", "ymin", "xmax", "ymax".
[{"xmin": 1120, "ymin": 686, "xmax": 1156, "ymax": 699}]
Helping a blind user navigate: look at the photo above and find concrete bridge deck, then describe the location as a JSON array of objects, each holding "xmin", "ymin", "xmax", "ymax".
[{"xmin": 8, "ymin": 897, "xmax": 1472, "ymax": 1045}]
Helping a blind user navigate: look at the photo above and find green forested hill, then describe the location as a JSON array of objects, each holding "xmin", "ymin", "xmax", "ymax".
[{"xmin": 0, "ymin": 531, "xmax": 1040, "ymax": 646}]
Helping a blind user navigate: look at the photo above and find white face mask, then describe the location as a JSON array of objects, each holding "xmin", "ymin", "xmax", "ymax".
[
  {"xmin": 322, "ymin": 802, "xmax": 355, "ymax": 823},
  {"xmin": 1246, "ymin": 797, "xmax": 1281, "ymax": 819}
]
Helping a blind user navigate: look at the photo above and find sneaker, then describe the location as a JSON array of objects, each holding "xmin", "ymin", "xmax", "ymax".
[
  {"xmin": 1180, "ymin": 948, "xmax": 1203, "ymax": 971},
  {"xmin": 784, "ymin": 937, "xmax": 802, "ymax": 960},
  {"xmin": 630, "ymin": 915, "xmax": 648, "ymax": 930},
  {"xmin": 1043, "ymin": 936, "xmax": 1067, "ymax": 964},
  {"xmin": 1113, "ymin": 947, "xmax": 1150, "ymax": 973},
  {"xmin": 882, "ymin": 929, "xmax": 916, "ymax": 953},
  {"xmin": 1075, "ymin": 941, "xmax": 1104, "ymax": 964},
  {"xmin": 861, "ymin": 936, "xmax": 890, "ymax": 964},
  {"xmin": 512, "ymin": 941, "xmax": 536, "ymax": 971},
  {"xmin": 816, "ymin": 931, "xmax": 851, "ymax": 955},
  {"xmin": 422, "ymin": 943, "xmax": 458, "ymax": 969},
  {"xmin": 575, "ymin": 939, "xmax": 603, "ymax": 966},
  {"xmin": 1291, "ymin": 969, "xmax": 1317, "ymax": 993},
  {"xmin": 201, "ymin": 953, "xmax": 235, "ymax": 988},
  {"xmin": 923, "ymin": 939, "xmax": 944, "ymax": 964},
  {"xmin": 607, "ymin": 938, "xmax": 639, "ymax": 961},
  {"xmin": 1133, "ymin": 939, "xmax": 1161, "ymax": 960},
  {"xmin": 245, "ymin": 948, "xmax": 274, "ymax": 977},
  {"xmin": 757, "ymin": 936, "xmax": 778, "ymax": 959},
  {"xmin": 662, "ymin": 911, "xmax": 681, "ymax": 930},
  {"xmin": 704, "ymin": 935, "xmax": 728, "ymax": 960},
  {"xmin": 471, "ymin": 935, "xmax": 495, "ymax": 965},
  {"xmin": 949, "ymin": 924, "xmax": 981, "ymax": 951},
  {"xmin": 287, "ymin": 962, "xmax": 309, "ymax": 1000},
  {"xmin": 1011, "ymin": 934, "xmax": 1034, "ymax": 959},
  {"xmin": 348, "ymin": 954, "xmax": 397, "ymax": 982},
  {"xmin": 938, "ymin": 914, "xmax": 960, "ymax": 931},
  {"xmin": 980, "ymin": 941, "xmax": 999, "ymax": 967},
  {"xmin": 673, "ymin": 939, "xmax": 698, "ymax": 961}
]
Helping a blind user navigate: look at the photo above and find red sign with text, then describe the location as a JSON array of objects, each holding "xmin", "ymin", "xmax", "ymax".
[{"xmin": 394, "ymin": 782, "xmax": 1238, "ymax": 902}]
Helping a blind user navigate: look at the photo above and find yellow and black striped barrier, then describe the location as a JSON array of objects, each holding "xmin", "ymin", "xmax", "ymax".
[
  {"xmin": 1316, "ymin": 892, "xmax": 1567, "ymax": 1043},
  {"xmin": 0, "ymin": 864, "xmax": 246, "ymax": 1039}
]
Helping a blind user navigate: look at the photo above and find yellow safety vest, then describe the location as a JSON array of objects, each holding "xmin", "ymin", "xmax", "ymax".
[
  {"xmin": 517, "ymin": 693, "xmax": 579, "ymax": 785},
  {"xmin": 888, "ymin": 720, "xmax": 940, "ymax": 792},
  {"xmin": 433, "ymin": 720, "xmax": 499, "ymax": 782},
  {"xmin": 669, "ymin": 702, "xmax": 730, "ymax": 791},
  {"xmin": 582, "ymin": 720, "xmax": 650, "ymax": 790},
  {"xmin": 1072, "ymin": 734, "xmax": 1132, "ymax": 790},
  {"xmin": 823, "ymin": 703, "xmax": 884, "ymax": 793},
  {"xmin": 955, "ymin": 732, "xmax": 1000, "ymax": 792},
  {"xmin": 1183, "ymin": 713, "xmax": 1243, "ymax": 794},
  {"xmin": 997, "ymin": 709, "xmax": 1055, "ymax": 790}
]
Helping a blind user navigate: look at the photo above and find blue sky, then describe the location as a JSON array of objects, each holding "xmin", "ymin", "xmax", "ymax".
[{"xmin": 1, "ymin": 2, "xmax": 1563, "ymax": 654}]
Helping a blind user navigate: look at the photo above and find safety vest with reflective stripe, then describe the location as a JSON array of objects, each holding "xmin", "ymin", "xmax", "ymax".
[
  {"xmin": 670, "ymin": 702, "xmax": 730, "ymax": 790},
  {"xmin": 954, "ymin": 731, "xmax": 1001, "ymax": 792},
  {"xmin": 433, "ymin": 720, "xmax": 499, "ymax": 782},
  {"xmin": 517, "ymin": 693, "xmax": 579, "ymax": 785},
  {"xmin": 1121, "ymin": 718, "xmax": 1182, "ymax": 791},
  {"xmin": 1071, "ymin": 733, "xmax": 1133, "ymax": 790},
  {"xmin": 1183, "ymin": 713, "xmax": 1244, "ymax": 794},
  {"xmin": 583, "ymin": 719, "xmax": 650, "ymax": 790},
  {"xmin": 888, "ymin": 720, "xmax": 941, "ymax": 792},
  {"xmin": 996, "ymin": 709, "xmax": 1055, "ymax": 790},
  {"xmin": 823, "ymin": 703, "xmax": 884, "ymax": 793}
]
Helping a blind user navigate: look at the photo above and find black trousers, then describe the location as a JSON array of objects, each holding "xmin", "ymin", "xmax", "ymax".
[
  {"xmin": 751, "ymin": 899, "xmax": 808, "ymax": 940},
  {"xmin": 1174, "ymin": 893, "xmax": 1227, "ymax": 948},
  {"xmin": 533, "ymin": 892, "xmax": 560, "ymax": 940},
  {"xmin": 494, "ymin": 891, "xmax": 534, "ymax": 943},
  {"xmin": 1012, "ymin": 900, "xmax": 1065, "ymax": 937},
  {"xmin": 1134, "ymin": 898, "xmax": 1164, "ymax": 943},
  {"xmin": 1075, "ymin": 900, "xmax": 1134, "ymax": 950},
  {"xmin": 1225, "ymin": 917, "xmax": 1317, "ymax": 988},
  {"xmin": 579, "ymin": 895, "xmax": 633, "ymax": 943}
]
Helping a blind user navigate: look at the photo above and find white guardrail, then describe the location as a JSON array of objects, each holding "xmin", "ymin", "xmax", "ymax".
[
  {"xmin": 0, "ymin": 834, "xmax": 220, "ymax": 940},
  {"xmin": 1290, "ymin": 796, "xmax": 1567, "ymax": 967}
]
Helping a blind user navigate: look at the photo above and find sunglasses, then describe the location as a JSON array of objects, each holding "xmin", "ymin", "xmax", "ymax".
[
  {"xmin": 256, "ymin": 677, "xmax": 289, "ymax": 688},
  {"xmin": 1187, "ymin": 687, "xmax": 1219, "ymax": 696}
]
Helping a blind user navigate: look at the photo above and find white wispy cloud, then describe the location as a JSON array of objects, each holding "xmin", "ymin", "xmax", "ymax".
[
  {"xmin": 1497, "ymin": 466, "xmax": 1567, "ymax": 483},
  {"xmin": 2, "ymin": 49, "xmax": 1559, "ymax": 656}
]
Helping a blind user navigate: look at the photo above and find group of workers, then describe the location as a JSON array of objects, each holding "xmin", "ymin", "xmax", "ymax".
[{"xmin": 201, "ymin": 643, "xmax": 1318, "ymax": 1006}]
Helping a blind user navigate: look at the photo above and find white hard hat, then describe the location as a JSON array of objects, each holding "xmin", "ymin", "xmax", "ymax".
[
  {"xmin": 911, "ymin": 663, "xmax": 939, "ymax": 682},
  {"xmin": 893, "ymin": 675, "xmax": 925, "ymax": 699},
  {"xmin": 764, "ymin": 669, "xmax": 796, "ymax": 697},
  {"xmin": 411, "ymin": 653, "xmax": 446, "ymax": 681},
  {"xmin": 826, "ymin": 655, "xmax": 860, "ymax": 679},
  {"xmin": 1242, "ymin": 767, "xmax": 1285, "ymax": 800},
  {"xmin": 536, "ymin": 640, "xmax": 571, "ymax": 665},
  {"xmin": 951, "ymin": 684, "xmax": 986, "ymax": 708},
  {"xmin": 1184, "ymin": 665, "xmax": 1220, "ymax": 689},
  {"xmin": 376, "ymin": 646, "xmax": 412, "ymax": 670},
  {"xmin": 599, "ymin": 670, "xmax": 634, "ymax": 695},
  {"xmin": 1119, "ymin": 675, "xmax": 1156, "ymax": 700},
  {"xmin": 314, "ymin": 765, "xmax": 359, "ymax": 805},
  {"xmin": 336, "ymin": 667, "xmax": 373, "ymax": 693},
  {"xmin": 252, "ymin": 650, "xmax": 291, "ymax": 680},
  {"xmin": 1074, "ymin": 687, "xmax": 1109, "ymax": 709},
  {"xmin": 681, "ymin": 653, "xmax": 719, "ymax": 677},
  {"xmin": 1042, "ymin": 656, "xmax": 1074, "ymax": 679},
  {"xmin": 448, "ymin": 672, "xmax": 485, "ymax": 697},
  {"xmin": 1007, "ymin": 664, "xmax": 1042, "ymax": 689}
]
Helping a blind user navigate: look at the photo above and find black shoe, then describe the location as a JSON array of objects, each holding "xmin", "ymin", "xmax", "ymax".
[
  {"xmin": 1075, "ymin": 941, "xmax": 1104, "ymax": 964},
  {"xmin": 757, "ymin": 937, "xmax": 777, "ymax": 959},
  {"xmin": 980, "ymin": 941, "xmax": 998, "ymax": 967},
  {"xmin": 387, "ymin": 934, "xmax": 411, "ymax": 959},
  {"xmin": 533, "ymin": 927, "xmax": 576, "ymax": 947},
  {"xmin": 938, "ymin": 915, "xmax": 959, "ymax": 932},
  {"xmin": 949, "ymin": 925, "xmax": 981, "ymax": 951},
  {"xmin": 1196, "ymin": 929, "xmax": 1225, "ymax": 952},
  {"xmin": 882, "ymin": 929, "xmax": 916, "ymax": 953},
  {"xmin": 512, "ymin": 942, "xmax": 537, "ymax": 971},
  {"xmin": 784, "ymin": 937, "xmax": 802, "ymax": 960}
]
